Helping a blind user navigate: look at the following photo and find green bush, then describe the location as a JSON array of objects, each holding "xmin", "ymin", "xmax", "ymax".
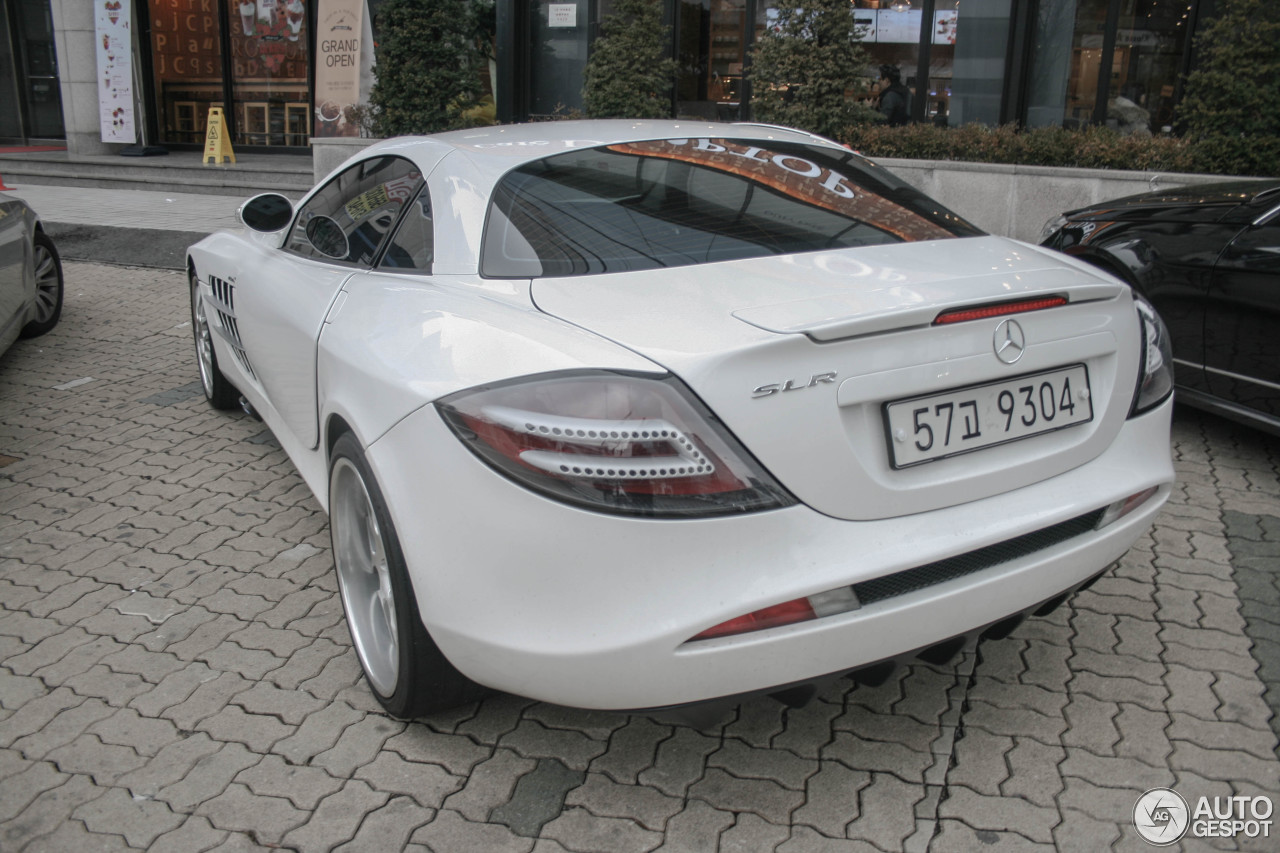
[
  {"xmin": 369, "ymin": 0, "xmax": 490, "ymax": 135},
  {"xmin": 582, "ymin": 0, "xmax": 677, "ymax": 119},
  {"xmin": 837, "ymin": 122, "xmax": 1276, "ymax": 178},
  {"xmin": 1178, "ymin": 0, "xmax": 1280, "ymax": 140},
  {"xmin": 746, "ymin": 0, "xmax": 881, "ymax": 139}
]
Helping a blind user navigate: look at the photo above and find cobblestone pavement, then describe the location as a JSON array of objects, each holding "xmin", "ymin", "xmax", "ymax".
[{"xmin": 2, "ymin": 262, "xmax": 1279, "ymax": 852}]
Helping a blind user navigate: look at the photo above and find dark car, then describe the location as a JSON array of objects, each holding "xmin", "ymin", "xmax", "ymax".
[
  {"xmin": 1041, "ymin": 180, "xmax": 1280, "ymax": 436},
  {"xmin": 0, "ymin": 191, "xmax": 63, "ymax": 357}
]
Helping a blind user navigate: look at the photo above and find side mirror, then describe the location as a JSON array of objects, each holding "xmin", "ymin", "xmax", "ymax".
[
  {"xmin": 238, "ymin": 193, "xmax": 294, "ymax": 233},
  {"xmin": 305, "ymin": 215, "xmax": 350, "ymax": 260}
]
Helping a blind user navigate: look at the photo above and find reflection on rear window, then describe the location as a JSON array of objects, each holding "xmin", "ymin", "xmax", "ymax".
[{"xmin": 480, "ymin": 137, "xmax": 982, "ymax": 278}]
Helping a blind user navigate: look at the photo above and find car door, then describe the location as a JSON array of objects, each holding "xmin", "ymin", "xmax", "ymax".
[
  {"xmin": 232, "ymin": 155, "xmax": 423, "ymax": 448},
  {"xmin": 1203, "ymin": 207, "xmax": 1280, "ymax": 421},
  {"xmin": 0, "ymin": 197, "xmax": 29, "ymax": 348}
]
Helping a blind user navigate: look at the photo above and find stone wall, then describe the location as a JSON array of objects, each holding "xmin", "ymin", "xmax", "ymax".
[{"xmin": 873, "ymin": 157, "xmax": 1246, "ymax": 243}]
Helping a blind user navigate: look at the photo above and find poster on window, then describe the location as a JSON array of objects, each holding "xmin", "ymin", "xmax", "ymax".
[
  {"xmin": 933, "ymin": 10, "xmax": 958, "ymax": 45},
  {"xmin": 875, "ymin": 9, "xmax": 922, "ymax": 44},
  {"xmin": 314, "ymin": 0, "xmax": 365, "ymax": 137},
  {"xmin": 95, "ymin": 0, "xmax": 135, "ymax": 143},
  {"xmin": 853, "ymin": 12, "xmax": 877, "ymax": 42}
]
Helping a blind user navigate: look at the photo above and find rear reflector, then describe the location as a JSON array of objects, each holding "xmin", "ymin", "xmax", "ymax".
[
  {"xmin": 1096, "ymin": 486, "xmax": 1159, "ymax": 529},
  {"xmin": 934, "ymin": 297, "xmax": 1068, "ymax": 325},
  {"xmin": 690, "ymin": 587, "xmax": 861, "ymax": 641}
]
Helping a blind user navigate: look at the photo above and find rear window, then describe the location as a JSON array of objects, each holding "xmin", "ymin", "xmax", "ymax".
[{"xmin": 480, "ymin": 137, "xmax": 982, "ymax": 278}]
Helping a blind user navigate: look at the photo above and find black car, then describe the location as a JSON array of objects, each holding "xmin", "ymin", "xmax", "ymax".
[{"xmin": 1042, "ymin": 180, "xmax": 1280, "ymax": 437}]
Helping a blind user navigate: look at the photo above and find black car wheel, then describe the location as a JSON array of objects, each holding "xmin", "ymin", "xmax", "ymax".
[{"xmin": 20, "ymin": 232, "xmax": 63, "ymax": 338}]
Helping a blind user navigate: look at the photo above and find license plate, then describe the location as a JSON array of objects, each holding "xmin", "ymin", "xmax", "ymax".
[{"xmin": 885, "ymin": 364, "xmax": 1093, "ymax": 468}]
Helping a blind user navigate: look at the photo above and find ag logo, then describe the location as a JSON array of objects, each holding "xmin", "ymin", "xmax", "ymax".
[{"xmin": 1134, "ymin": 787, "xmax": 1190, "ymax": 845}]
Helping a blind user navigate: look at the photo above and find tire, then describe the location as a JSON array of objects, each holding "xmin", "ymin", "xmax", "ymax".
[
  {"xmin": 19, "ymin": 231, "xmax": 63, "ymax": 338},
  {"xmin": 189, "ymin": 268, "xmax": 240, "ymax": 410},
  {"xmin": 328, "ymin": 432, "xmax": 483, "ymax": 717}
]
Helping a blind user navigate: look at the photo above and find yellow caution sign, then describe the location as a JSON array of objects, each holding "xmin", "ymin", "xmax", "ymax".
[{"xmin": 203, "ymin": 107, "xmax": 236, "ymax": 165}]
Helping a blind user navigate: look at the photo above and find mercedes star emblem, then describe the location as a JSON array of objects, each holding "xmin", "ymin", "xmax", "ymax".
[{"xmin": 994, "ymin": 318, "xmax": 1026, "ymax": 364}]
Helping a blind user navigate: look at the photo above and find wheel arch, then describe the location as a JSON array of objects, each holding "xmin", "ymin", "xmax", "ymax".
[
  {"xmin": 1065, "ymin": 246, "xmax": 1144, "ymax": 293},
  {"xmin": 325, "ymin": 413, "xmax": 356, "ymax": 467}
]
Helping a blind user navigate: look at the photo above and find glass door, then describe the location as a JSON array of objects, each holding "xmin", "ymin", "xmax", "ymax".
[{"xmin": 0, "ymin": 0, "xmax": 65, "ymax": 143}]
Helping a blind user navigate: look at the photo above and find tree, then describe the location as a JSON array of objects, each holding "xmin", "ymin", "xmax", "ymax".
[
  {"xmin": 1176, "ymin": 0, "xmax": 1280, "ymax": 174},
  {"xmin": 746, "ymin": 0, "xmax": 882, "ymax": 138},
  {"xmin": 582, "ymin": 0, "xmax": 677, "ymax": 119},
  {"xmin": 370, "ymin": 0, "xmax": 487, "ymax": 135}
]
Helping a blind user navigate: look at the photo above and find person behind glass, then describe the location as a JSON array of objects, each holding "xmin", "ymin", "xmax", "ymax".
[
  {"xmin": 932, "ymin": 99, "xmax": 949, "ymax": 127},
  {"xmin": 877, "ymin": 65, "xmax": 911, "ymax": 127}
]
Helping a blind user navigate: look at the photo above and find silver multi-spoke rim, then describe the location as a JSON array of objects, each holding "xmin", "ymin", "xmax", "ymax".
[
  {"xmin": 192, "ymin": 284, "xmax": 216, "ymax": 396},
  {"xmin": 31, "ymin": 243, "xmax": 60, "ymax": 324},
  {"xmin": 331, "ymin": 457, "xmax": 400, "ymax": 697}
]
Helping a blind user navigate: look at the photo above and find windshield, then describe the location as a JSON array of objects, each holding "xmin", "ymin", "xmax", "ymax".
[{"xmin": 480, "ymin": 137, "xmax": 982, "ymax": 278}]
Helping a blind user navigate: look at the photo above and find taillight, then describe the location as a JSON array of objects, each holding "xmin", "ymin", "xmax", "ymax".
[
  {"xmin": 437, "ymin": 371, "xmax": 795, "ymax": 517},
  {"xmin": 1130, "ymin": 295, "xmax": 1174, "ymax": 417}
]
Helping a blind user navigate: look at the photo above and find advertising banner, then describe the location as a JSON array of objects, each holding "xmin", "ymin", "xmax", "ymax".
[
  {"xmin": 95, "ymin": 0, "xmax": 135, "ymax": 143},
  {"xmin": 314, "ymin": 0, "xmax": 365, "ymax": 137}
]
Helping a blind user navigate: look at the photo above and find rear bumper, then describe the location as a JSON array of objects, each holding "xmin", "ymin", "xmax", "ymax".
[{"xmin": 368, "ymin": 396, "xmax": 1173, "ymax": 710}]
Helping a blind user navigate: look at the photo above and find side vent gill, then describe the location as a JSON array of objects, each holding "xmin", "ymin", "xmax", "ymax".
[{"xmin": 208, "ymin": 275, "xmax": 258, "ymax": 381}]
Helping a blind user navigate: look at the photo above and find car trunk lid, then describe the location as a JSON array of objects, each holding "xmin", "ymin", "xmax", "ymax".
[{"xmin": 531, "ymin": 236, "xmax": 1138, "ymax": 520}]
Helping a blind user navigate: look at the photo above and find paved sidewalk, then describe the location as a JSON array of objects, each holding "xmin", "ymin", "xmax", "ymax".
[
  {"xmin": 4, "ymin": 184, "xmax": 244, "ymax": 233},
  {"xmin": 1, "ymin": 262, "xmax": 1279, "ymax": 851}
]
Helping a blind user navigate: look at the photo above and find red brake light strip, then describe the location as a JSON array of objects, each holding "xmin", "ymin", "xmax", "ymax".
[{"xmin": 933, "ymin": 297, "xmax": 1068, "ymax": 326}]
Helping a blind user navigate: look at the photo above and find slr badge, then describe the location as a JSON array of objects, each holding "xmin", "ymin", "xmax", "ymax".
[{"xmin": 752, "ymin": 372, "xmax": 837, "ymax": 398}]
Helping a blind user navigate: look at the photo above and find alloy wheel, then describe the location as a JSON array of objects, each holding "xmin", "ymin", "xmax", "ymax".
[
  {"xmin": 30, "ymin": 242, "xmax": 60, "ymax": 325},
  {"xmin": 330, "ymin": 457, "xmax": 400, "ymax": 697}
]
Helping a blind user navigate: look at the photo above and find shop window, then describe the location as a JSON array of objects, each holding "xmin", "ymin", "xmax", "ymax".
[
  {"xmin": 1107, "ymin": 0, "xmax": 1193, "ymax": 133},
  {"xmin": 674, "ymin": 0, "xmax": 731, "ymax": 121},
  {"xmin": 146, "ymin": 0, "xmax": 310, "ymax": 148},
  {"xmin": 847, "ymin": 0, "xmax": 1008, "ymax": 128},
  {"xmin": 224, "ymin": 0, "xmax": 310, "ymax": 146},
  {"xmin": 146, "ymin": 0, "xmax": 227, "ymax": 145},
  {"xmin": 1028, "ymin": 0, "xmax": 1191, "ymax": 133}
]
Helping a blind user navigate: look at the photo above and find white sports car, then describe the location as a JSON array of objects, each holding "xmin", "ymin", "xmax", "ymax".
[{"xmin": 187, "ymin": 121, "xmax": 1174, "ymax": 717}]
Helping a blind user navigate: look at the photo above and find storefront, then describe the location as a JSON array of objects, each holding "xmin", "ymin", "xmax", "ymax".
[
  {"xmin": 499, "ymin": 0, "xmax": 1214, "ymax": 135},
  {"xmin": 20, "ymin": 1, "xmax": 1222, "ymax": 157}
]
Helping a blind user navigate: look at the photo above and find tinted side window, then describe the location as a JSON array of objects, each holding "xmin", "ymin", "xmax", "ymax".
[
  {"xmin": 286, "ymin": 156, "xmax": 421, "ymax": 265},
  {"xmin": 481, "ymin": 138, "xmax": 983, "ymax": 278},
  {"xmin": 378, "ymin": 188, "xmax": 434, "ymax": 273}
]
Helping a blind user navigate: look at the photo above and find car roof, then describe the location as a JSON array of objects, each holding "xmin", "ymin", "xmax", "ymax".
[
  {"xmin": 1067, "ymin": 179, "xmax": 1280, "ymax": 224},
  {"xmin": 357, "ymin": 120, "xmax": 848, "ymax": 174}
]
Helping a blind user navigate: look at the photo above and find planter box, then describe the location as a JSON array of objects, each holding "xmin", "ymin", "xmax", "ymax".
[
  {"xmin": 311, "ymin": 136, "xmax": 378, "ymax": 184},
  {"xmin": 874, "ymin": 157, "xmax": 1246, "ymax": 244}
]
